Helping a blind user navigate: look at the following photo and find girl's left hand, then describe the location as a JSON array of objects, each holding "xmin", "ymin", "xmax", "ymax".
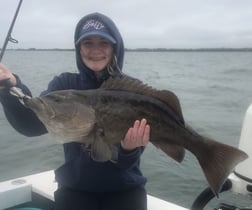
[{"xmin": 121, "ymin": 118, "xmax": 150, "ymax": 151}]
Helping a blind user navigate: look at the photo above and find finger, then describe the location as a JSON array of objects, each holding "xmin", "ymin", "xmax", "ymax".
[
  {"xmin": 124, "ymin": 127, "xmax": 132, "ymax": 142},
  {"xmin": 142, "ymin": 124, "xmax": 150, "ymax": 146},
  {"xmin": 131, "ymin": 120, "xmax": 140, "ymax": 142},
  {"xmin": 0, "ymin": 64, "xmax": 9, "ymax": 75},
  {"xmin": 137, "ymin": 118, "xmax": 147, "ymax": 141},
  {"xmin": 121, "ymin": 127, "xmax": 134, "ymax": 150},
  {"xmin": 0, "ymin": 64, "xmax": 16, "ymax": 86}
]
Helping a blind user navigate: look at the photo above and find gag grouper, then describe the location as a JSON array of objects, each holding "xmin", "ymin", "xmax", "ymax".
[{"xmin": 5, "ymin": 76, "xmax": 248, "ymax": 197}]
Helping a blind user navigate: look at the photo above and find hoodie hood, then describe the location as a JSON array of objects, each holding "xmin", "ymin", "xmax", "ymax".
[{"xmin": 74, "ymin": 13, "xmax": 124, "ymax": 81}]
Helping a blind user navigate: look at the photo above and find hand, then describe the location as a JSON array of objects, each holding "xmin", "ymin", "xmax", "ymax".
[
  {"xmin": 0, "ymin": 63, "xmax": 17, "ymax": 89},
  {"xmin": 121, "ymin": 118, "xmax": 150, "ymax": 151}
]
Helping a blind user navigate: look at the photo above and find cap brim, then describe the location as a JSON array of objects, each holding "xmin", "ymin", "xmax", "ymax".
[{"xmin": 75, "ymin": 31, "xmax": 116, "ymax": 45}]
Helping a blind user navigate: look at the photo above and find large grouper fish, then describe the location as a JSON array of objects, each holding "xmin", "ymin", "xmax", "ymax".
[{"xmin": 24, "ymin": 75, "xmax": 247, "ymax": 196}]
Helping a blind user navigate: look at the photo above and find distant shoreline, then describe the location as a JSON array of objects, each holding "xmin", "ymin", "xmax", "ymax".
[{"xmin": 2, "ymin": 48, "xmax": 252, "ymax": 52}]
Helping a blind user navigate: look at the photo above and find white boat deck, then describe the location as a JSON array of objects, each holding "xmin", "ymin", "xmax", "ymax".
[{"xmin": 0, "ymin": 170, "xmax": 189, "ymax": 210}]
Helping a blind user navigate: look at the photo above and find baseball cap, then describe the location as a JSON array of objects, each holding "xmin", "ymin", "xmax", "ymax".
[{"xmin": 75, "ymin": 19, "xmax": 116, "ymax": 45}]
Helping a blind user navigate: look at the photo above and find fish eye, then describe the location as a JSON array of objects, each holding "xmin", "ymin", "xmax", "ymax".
[
  {"xmin": 53, "ymin": 97, "xmax": 61, "ymax": 103},
  {"xmin": 48, "ymin": 94, "xmax": 66, "ymax": 103}
]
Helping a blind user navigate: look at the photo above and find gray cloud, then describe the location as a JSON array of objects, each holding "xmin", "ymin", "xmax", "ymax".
[{"xmin": 1, "ymin": 0, "xmax": 252, "ymax": 49}]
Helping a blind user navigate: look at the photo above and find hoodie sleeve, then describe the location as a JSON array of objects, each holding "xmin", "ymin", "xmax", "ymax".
[
  {"xmin": 0, "ymin": 75, "xmax": 47, "ymax": 136},
  {"xmin": 0, "ymin": 72, "xmax": 84, "ymax": 137},
  {"xmin": 114, "ymin": 146, "xmax": 145, "ymax": 170}
]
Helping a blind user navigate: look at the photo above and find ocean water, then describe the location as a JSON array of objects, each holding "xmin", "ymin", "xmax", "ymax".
[{"xmin": 0, "ymin": 50, "xmax": 252, "ymax": 209}]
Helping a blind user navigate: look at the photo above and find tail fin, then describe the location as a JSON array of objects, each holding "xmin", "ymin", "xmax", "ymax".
[{"xmin": 193, "ymin": 137, "xmax": 248, "ymax": 196}]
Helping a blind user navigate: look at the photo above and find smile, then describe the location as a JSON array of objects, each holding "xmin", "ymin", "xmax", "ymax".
[{"xmin": 89, "ymin": 56, "xmax": 106, "ymax": 61}]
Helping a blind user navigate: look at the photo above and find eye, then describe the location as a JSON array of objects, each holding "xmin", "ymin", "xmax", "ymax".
[
  {"xmin": 81, "ymin": 40, "xmax": 93, "ymax": 48},
  {"xmin": 80, "ymin": 39, "xmax": 112, "ymax": 49},
  {"xmin": 48, "ymin": 94, "xmax": 65, "ymax": 103},
  {"xmin": 100, "ymin": 40, "xmax": 111, "ymax": 47},
  {"xmin": 54, "ymin": 97, "xmax": 61, "ymax": 103}
]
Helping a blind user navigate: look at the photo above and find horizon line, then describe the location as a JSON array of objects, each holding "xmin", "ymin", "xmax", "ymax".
[{"xmin": 2, "ymin": 47, "xmax": 252, "ymax": 52}]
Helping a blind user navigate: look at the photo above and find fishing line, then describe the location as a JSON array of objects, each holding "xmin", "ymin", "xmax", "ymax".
[{"xmin": 0, "ymin": 0, "xmax": 23, "ymax": 62}]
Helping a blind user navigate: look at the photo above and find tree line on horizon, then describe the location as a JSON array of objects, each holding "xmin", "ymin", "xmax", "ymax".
[{"xmin": 2, "ymin": 47, "xmax": 252, "ymax": 52}]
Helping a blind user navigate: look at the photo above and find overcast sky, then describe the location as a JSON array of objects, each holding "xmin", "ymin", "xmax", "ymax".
[{"xmin": 1, "ymin": 0, "xmax": 252, "ymax": 49}]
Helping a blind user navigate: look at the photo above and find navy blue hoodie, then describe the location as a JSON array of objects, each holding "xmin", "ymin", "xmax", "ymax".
[{"xmin": 0, "ymin": 12, "xmax": 147, "ymax": 192}]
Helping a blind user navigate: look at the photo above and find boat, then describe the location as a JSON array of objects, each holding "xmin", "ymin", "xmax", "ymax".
[{"xmin": 0, "ymin": 104, "xmax": 252, "ymax": 210}]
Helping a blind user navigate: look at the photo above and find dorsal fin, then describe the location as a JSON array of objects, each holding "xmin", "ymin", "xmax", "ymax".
[{"xmin": 101, "ymin": 75, "xmax": 184, "ymax": 123}]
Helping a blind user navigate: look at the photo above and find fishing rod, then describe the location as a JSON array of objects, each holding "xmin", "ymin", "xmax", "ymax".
[
  {"xmin": 0, "ymin": 0, "xmax": 23, "ymax": 62},
  {"xmin": 0, "ymin": 0, "xmax": 30, "ymax": 102}
]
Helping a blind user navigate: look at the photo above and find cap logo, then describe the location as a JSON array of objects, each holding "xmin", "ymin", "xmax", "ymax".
[{"xmin": 82, "ymin": 19, "xmax": 105, "ymax": 31}]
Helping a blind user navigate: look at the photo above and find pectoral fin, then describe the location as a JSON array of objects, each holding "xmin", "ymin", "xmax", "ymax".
[
  {"xmin": 92, "ymin": 139, "xmax": 112, "ymax": 162},
  {"xmin": 91, "ymin": 128, "xmax": 112, "ymax": 162}
]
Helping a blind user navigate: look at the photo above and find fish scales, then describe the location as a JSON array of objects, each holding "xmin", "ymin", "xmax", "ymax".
[{"xmin": 91, "ymin": 89, "xmax": 186, "ymax": 141}]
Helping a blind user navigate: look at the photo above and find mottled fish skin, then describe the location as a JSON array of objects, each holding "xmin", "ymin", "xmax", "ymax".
[
  {"xmin": 24, "ymin": 75, "xmax": 248, "ymax": 196},
  {"xmin": 25, "ymin": 94, "xmax": 96, "ymax": 144}
]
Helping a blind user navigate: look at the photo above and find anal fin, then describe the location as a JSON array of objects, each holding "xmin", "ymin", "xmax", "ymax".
[{"xmin": 152, "ymin": 142, "xmax": 185, "ymax": 163}]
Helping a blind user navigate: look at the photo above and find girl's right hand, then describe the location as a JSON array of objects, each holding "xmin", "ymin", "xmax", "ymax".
[
  {"xmin": 121, "ymin": 118, "xmax": 150, "ymax": 152},
  {"xmin": 0, "ymin": 63, "xmax": 17, "ymax": 89}
]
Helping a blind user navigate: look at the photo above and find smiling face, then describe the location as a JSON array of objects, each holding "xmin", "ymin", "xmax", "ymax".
[{"xmin": 80, "ymin": 35, "xmax": 114, "ymax": 72}]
